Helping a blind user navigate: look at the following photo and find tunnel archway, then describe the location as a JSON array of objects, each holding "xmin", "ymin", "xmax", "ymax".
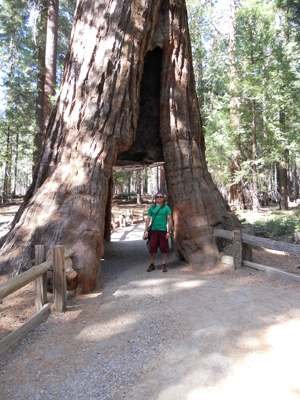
[
  {"xmin": 104, "ymin": 46, "xmax": 166, "ymax": 254},
  {"xmin": 117, "ymin": 46, "xmax": 164, "ymax": 167}
]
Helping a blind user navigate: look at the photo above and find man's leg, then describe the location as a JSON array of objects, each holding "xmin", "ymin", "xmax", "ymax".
[
  {"xmin": 159, "ymin": 231, "xmax": 169, "ymax": 272},
  {"xmin": 150, "ymin": 252, "xmax": 156, "ymax": 265},
  {"xmin": 161, "ymin": 252, "xmax": 168, "ymax": 265},
  {"xmin": 147, "ymin": 232, "xmax": 158, "ymax": 272}
]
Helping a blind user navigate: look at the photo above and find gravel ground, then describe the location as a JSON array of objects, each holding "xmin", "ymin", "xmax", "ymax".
[
  {"xmin": 1, "ymin": 224, "xmax": 300, "ymax": 400},
  {"xmin": 0, "ymin": 281, "xmax": 35, "ymax": 340}
]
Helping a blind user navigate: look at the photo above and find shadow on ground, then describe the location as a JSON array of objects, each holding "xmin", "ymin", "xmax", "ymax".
[{"xmin": 0, "ymin": 224, "xmax": 300, "ymax": 400}]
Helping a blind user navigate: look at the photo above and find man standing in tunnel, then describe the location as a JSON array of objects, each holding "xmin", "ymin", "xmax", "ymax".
[{"xmin": 143, "ymin": 192, "xmax": 173, "ymax": 272}]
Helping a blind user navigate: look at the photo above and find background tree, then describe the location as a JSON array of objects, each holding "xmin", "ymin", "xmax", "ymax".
[
  {"xmin": 0, "ymin": 0, "xmax": 37, "ymax": 200},
  {"xmin": 0, "ymin": 0, "xmax": 75, "ymax": 193},
  {"xmin": 188, "ymin": 0, "xmax": 300, "ymax": 209}
]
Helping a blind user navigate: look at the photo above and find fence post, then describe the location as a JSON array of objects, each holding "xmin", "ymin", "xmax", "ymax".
[
  {"xmin": 35, "ymin": 245, "xmax": 47, "ymax": 311},
  {"xmin": 233, "ymin": 229, "xmax": 242, "ymax": 270},
  {"xmin": 53, "ymin": 245, "xmax": 66, "ymax": 312}
]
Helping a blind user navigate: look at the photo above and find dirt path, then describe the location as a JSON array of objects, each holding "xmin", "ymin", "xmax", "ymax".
[
  {"xmin": 1, "ymin": 224, "xmax": 300, "ymax": 399},
  {"xmin": 0, "ymin": 204, "xmax": 19, "ymax": 238}
]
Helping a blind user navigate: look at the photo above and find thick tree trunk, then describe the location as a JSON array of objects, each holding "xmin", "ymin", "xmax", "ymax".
[
  {"xmin": 104, "ymin": 177, "xmax": 113, "ymax": 242},
  {"xmin": 251, "ymin": 100, "xmax": 260, "ymax": 210},
  {"xmin": 142, "ymin": 167, "xmax": 147, "ymax": 195},
  {"xmin": 159, "ymin": 166, "xmax": 167, "ymax": 194},
  {"xmin": 34, "ymin": 0, "xmax": 59, "ymax": 168},
  {"xmin": 293, "ymin": 163, "xmax": 299, "ymax": 200},
  {"xmin": 159, "ymin": 1, "xmax": 237, "ymax": 263},
  {"xmin": 3, "ymin": 42, "xmax": 15, "ymax": 202},
  {"xmin": 12, "ymin": 130, "xmax": 19, "ymax": 197},
  {"xmin": 44, "ymin": 0, "xmax": 59, "ymax": 124},
  {"xmin": 0, "ymin": 0, "xmax": 237, "ymax": 291},
  {"xmin": 2, "ymin": 126, "xmax": 12, "ymax": 203},
  {"xmin": 277, "ymin": 112, "xmax": 289, "ymax": 210},
  {"xmin": 33, "ymin": 2, "xmax": 47, "ymax": 168},
  {"xmin": 45, "ymin": 0, "xmax": 59, "ymax": 114},
  {"xmin": 277, "ymin": 153, "xmax": 289, "ymax": 210},
  {"xmin": 136, "ymin": 170, "xmax": 142, "ymax": 204},
  {"xmin": 228, "ymin": 158, "xmax": 246, "ymax": 210},
  {"xmin": 127, "ymin": 175, "xmax": 131, "ymax": 196}
]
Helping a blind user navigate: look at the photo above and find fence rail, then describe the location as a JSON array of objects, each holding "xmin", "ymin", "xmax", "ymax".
[
  {"xmin": 0, "ymin": 245, "xmax": 66, "ymax": 355},
  {"xmin": 1, "ymin": 229, "xmax": 299, "ymax": 355},
  {"xmin": 214, "ymin": 228, "xmax": 300, "ymax": 257},
  {"xmin": 0, "ymin": 261, "xmax": 49, "ymax": 301},
  {"xmin": 214, "ymin": 228, "xmax": 300, "ymax": 281}
]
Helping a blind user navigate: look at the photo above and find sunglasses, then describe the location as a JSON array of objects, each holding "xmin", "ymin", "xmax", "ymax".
[{"xmin": 156, "ymin": 195, "xmax": 164, "ymax": 198}]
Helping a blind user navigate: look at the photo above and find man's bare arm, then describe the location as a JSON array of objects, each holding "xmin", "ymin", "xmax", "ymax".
[
  {"xmin": 145, "ymin": 215, "xmax": 151, "ymax": 230},
  {"xmin": 167, "ymin": 214, "xmax": 173, "ymax": 235},
  {"xmin": 144, "ymin": 215, "xmax": 151, "ymax": 238}
]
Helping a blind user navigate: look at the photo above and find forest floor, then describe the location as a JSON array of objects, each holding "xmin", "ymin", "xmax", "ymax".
[
  {"xmin": 1, "ymin": 202, "xmax": 300, "ymax": 342},
  {"xmin": 0, "ymin": 203, "xmax": 20, "ymax": 238},
  {"xmin": 1, "ymin": 223, "xmax": 300, "ymax": 399},
  {"xmin": 0, "ymin": 203, "xmax": 37, "ymax": 340},
  {"xmin": 0, "ymin": 201, "xmax": 149, "ymax": 341},
  {"xmin": 238, "ymin": 205, "xmax": 300, "ymax": 275}
]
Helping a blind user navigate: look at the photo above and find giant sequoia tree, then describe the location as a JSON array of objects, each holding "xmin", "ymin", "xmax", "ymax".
[{"xmin": 0, "ymin": 0, "xmax": 237, "ymax": 292}]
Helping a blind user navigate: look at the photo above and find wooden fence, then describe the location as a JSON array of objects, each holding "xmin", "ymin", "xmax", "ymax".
[
  {"xmin": 0, "ymin": 245, "xmax": 66, "ymax": 355},
  {"xmin": 214, "ymin": 228, "xmax": 300, "ymax": 282},
  {"xmin": 1, "ymin": 229, "xmax": 299, "ymax": 355}
]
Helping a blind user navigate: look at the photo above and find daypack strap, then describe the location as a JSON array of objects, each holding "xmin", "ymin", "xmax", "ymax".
[{"xmin": 149, "ymin": 205, "xmax": 164, "ymax": 230}]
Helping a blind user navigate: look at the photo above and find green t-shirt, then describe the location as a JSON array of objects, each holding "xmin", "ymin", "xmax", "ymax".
[{"xmin": 147, "ymin": 204, "xmax": 172, "ymax": 231}]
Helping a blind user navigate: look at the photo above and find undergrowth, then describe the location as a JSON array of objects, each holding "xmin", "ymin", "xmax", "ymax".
[{"xmin": 239, "ymin": 208, "xmax": 300, "ymax": 241}]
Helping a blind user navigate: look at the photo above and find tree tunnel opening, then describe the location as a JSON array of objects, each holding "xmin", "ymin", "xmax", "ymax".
[
  {"xmin": 117, "ymin": 46, "xmax": 164, "ymax": 166},
  {"xmin": 102, "ymin": 163, "xmax": 169, "ymax": 283},
  {"xmin": 104, "ymin": 162, "xmax": 168, "ymax": 243},
  {"xmin": 105, "ymin": 47, "xmax": 166, "ymax": 273}
]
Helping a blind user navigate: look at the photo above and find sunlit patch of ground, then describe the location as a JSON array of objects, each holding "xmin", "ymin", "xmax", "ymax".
[
  {"xmin": 0, "ymin": 204, "xmax": 20, "ymax": 239},
  {"xmin": 1, "ymin": 223, "xmax": 300, "ymax": 400},
  {"xmin": 237, "ymin": 205, "xmax": 300, "ymax": 241}
]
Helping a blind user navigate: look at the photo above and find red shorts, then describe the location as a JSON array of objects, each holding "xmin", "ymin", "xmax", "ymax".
[{"xmin": 149, "ymin": 230, "xmax": 169, "ymax": 254}]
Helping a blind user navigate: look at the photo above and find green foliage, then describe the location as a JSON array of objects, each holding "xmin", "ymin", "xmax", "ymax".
[
  {"xmin": 57, "ymin": 0, "xmax": 76, "ymax": 84},
  {"xmin": 243, "ymin": 209, "xmax": 300, "ymax": 239},
  {"xmin": 0, "ymin": 0, "xmax": 75, "ymax": 196},
  {"xmin": 113, "ymin": 170, "xmax": 131, "ymax": 186},
  {"xmin": 0, "ymin": 0, "xmax": 299, "ymax": 204},
  {"xmin": 0, "ymin": 0, "xmax": 37, "ymax": 194},
  {"xmin": 277, "ymin": 0, "xmax": 300, "ymax": 39},
  {"xmin": 188, "ymin": 0, "xmax": 300, "ymax": 196}
]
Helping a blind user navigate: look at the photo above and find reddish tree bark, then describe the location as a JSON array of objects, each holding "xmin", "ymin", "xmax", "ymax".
[
  {"xmin": 228, "ymin": 157, "xmax": 246, "ymax": 210},
  {"xmin": 159, "ymin": 1, "xmax": 237, "ymax": 263},
  {"xmin": 33, "ymin": 1, "xmax": 47, "ymax": 168},
  {"xmin": 104, "ymin": 177, "xmax": 113, "ymax": 242},
  {"xmin": 2, "ymin": 125, "xmax": 12, "ymax": 203},
  {"xmin": 277, "ymin": 151, "xmax": 289, "ymax": 210},
  {"xmin": 34, "ymin": 0, "xmax": 59, "ymax": 167},
  {"xmin": 44, "ymin": 0, "xmax": 59, "ymax": 124},
  {"xmin": 0, "ymin": 0, "xmax": 237, "ymax": 292}
]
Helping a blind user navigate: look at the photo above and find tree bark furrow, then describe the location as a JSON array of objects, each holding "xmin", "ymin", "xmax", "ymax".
[{"xmin": 0, "ymin": 0, "xmax": 237, "ymax": 290}]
